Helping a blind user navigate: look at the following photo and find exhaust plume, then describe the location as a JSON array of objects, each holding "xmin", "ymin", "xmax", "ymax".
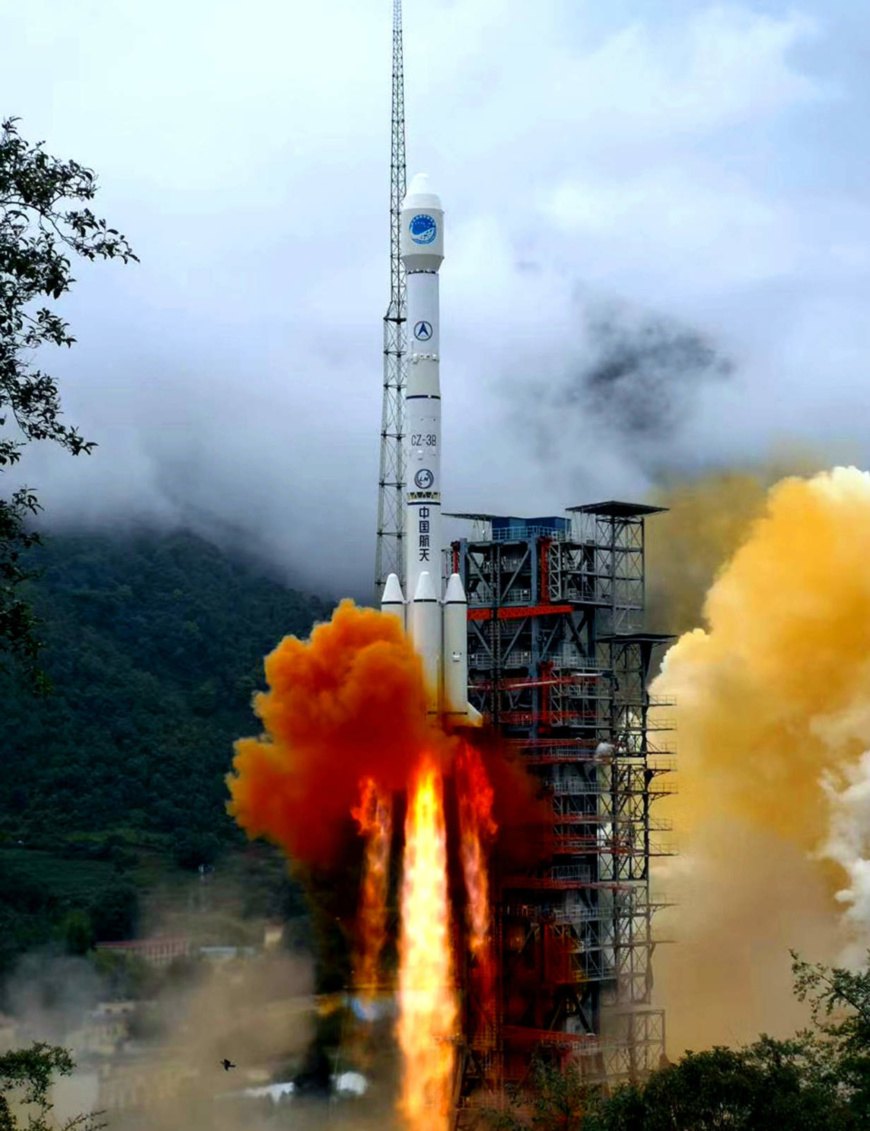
[
  {"xmin": 228, "ymin": 603, "xmax": 519, "ymax": 1129},
  {"xmin": 651, "ymin": 466, "xmax": 870, "ymax": 1052},
  {"xmin": 645, "ymin": 452, "xmax": 827, "ymax": 637},
  {"xmin": 397, "ymin": 760, "xmax": 457, "ymax": 1131},
  {"xmin": 352, "ymin": 778, "xmax": 393, "ymax": 1004},
  {"xmin": 9, "ymin": 947, "xmax": 316, "ymax": 1131},
  {"xmin": 227, "ymin": 600, "xmax": 437, "ymax": 864},
  {"xmin": 455, "ymin": 741, "xmax": 497, "ymax": 1037}
]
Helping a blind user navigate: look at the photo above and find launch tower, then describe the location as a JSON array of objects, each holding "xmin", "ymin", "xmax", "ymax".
[
  {"xmin": 449, "ymin": 505, "xmax": 674, "ymax": 1088},
  {"xmin": 375, "ymin": 0, "xmax": 408, "ymax": 597}
]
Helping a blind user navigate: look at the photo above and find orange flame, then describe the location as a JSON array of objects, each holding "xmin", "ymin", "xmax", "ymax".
[
  {"xmin": 352, "ymin": 777, "xmax": 393, "ymax": 1005},
  {"xmin": 456, "ymin": 743, "xmax": 497, "ymax": 957},
  {"xmin": 456, "ymin": 742, "xmax": 497, "ymax": 1037},
  {"xmin": 397, "ymin": 758, "xmax": 458, "ymax": 1131}
]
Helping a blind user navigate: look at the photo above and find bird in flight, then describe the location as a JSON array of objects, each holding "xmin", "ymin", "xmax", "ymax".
[{"xmin": 221, "ymin": 1059, "xmax": 236, "ymax": 1071}]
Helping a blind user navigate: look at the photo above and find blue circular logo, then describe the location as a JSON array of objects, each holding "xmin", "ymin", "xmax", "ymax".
[
  {"xmin": 414, "ymin": 321, "xmax": 433, "ymax": 341},
  {"xmin": 414, "ymin": 469, "xmax": 434, "ymax": 489},
  {"xmin": 409, "ymin": 214, "xmax": 437, "ymax": 245}
]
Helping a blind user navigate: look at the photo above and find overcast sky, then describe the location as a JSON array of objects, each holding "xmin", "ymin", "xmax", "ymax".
[{"xmin": 2, "ymin": 0, "xmax": 868, "ymax": 597}]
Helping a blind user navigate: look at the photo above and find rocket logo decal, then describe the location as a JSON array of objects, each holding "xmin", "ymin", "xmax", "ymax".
[
  {"xmin": 409, "ymin": 214, "xmax": 437, "ymax": 245},
  {"xmin": 414, "ymin": 469, "xmax": 435, "ymax": 490},
  {"xmin": 417, "ymin": 507, "xmax": 431, "ymax": 562},
  {"xmin": 414, "ymin": 321, "xmax": 433, "ymax": 341}
]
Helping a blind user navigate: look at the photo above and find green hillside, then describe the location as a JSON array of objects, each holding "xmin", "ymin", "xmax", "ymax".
[{"xmin": 0, "ymin": 528, "xmax": 334, "ymax": 975}]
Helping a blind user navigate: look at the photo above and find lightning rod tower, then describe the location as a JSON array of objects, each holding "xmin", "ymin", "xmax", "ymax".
[{"xmin": 375, "ymin": 0, "xmax": 408, "ymax": 598}]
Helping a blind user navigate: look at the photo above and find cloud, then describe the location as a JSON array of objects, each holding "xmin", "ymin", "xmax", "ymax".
[
  {"xmin": 1, "ymin": 0, "xmax": 864, "ymax": 595},
  {"xmin": 558, "ymin": 299, "xmax": 731, "ymax": 438}
]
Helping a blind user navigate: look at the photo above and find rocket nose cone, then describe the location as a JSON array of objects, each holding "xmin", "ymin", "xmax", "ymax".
[
  {"xmin": 407, "ymin": 173, "xmax": 430, "ymax": 196},
  {"xmin": 413, "ymin": 571, "xmax": 438, "ymax": 602},
  {"xmin": 381, "ymin": 573, "xmax": 405, "ymax": 605},
  {"xmin": 444, "ymin": 573, "xmax": 467, "ymax": 605},
  {"xmin": 402, "ymin": 172, "xmax": 442, "ymax": 211}
]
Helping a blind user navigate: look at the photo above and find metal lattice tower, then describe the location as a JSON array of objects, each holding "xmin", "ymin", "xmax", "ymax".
[
  {"xmin": 375, "ymin": 0, "xmax": 408, "ymax": 598},
  {"xmin": 449, "ymin": 505, "xmax": 674, "ymax": 1098}
]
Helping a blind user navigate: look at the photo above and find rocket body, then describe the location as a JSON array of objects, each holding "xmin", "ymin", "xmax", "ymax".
[
  {"xmin": 381, "ymin": 174, "xmax": 479, "ymax": 726},
  {"xmin": 401, "ymin": 181, "xmax": 443, "ymax": 607}
]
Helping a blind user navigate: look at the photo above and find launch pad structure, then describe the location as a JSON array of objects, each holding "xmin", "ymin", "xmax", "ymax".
[{"xmin": 448, "ymin": 504, "xmax": 674, "ymax": 1095}]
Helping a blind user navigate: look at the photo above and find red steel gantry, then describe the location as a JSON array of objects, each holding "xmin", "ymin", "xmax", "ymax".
[{"xmin": 448, "ymin": 502, "xmax": 675, "ymax": 1094}]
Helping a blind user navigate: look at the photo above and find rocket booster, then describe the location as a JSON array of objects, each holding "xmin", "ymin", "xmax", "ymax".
[{"xmin": 380, "ymin": 174, "xmax": 480, "ymax": 725}]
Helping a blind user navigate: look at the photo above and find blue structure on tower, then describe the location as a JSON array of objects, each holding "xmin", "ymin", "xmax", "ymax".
[{"xmin": 448, "ymin": 501, "xmax": 675, "ymax": 1087}]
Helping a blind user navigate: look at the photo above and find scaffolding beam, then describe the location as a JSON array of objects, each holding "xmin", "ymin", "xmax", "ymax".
[{"xmin": 454, "ymin": 503, "xmax": 674, "ymax": 1088}]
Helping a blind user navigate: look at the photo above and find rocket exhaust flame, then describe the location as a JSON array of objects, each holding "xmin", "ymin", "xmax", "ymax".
[
  {"xmin": 352, "ymin": 777, "xmax": 393, "ymax": 1007},
  {"xmin": 228, "ymin": 597, "xmax": 541, "ymax": 1121},
  {"xmin": 397, "ymin": 759, "xmax": 458, "ymax": 1131},
  {"xmin": 456, "ymin": 743, "xmax": 497, "ymax": 1037},
  {"xmin": 456, "ymin": 743, "xmax": 497, "ymax": 959}
]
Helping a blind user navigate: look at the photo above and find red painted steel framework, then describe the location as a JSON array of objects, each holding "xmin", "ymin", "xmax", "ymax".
[{"xmin": 448, "ymin": 503, "xmax": 675, "ymax": 1107}]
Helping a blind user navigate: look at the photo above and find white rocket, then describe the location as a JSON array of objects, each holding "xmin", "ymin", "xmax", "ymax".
[{"xmin": 380, "ymin": 174, "xmax": 480, "ymax": 725}]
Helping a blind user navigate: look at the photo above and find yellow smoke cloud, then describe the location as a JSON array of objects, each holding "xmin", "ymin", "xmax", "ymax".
[
  {"xmin": 645, "ymin": 451, "xmax": 825, "ymax": 637},
  {"xmin": 650, "ymin": 466, "xmax": 870, "ymax": 1053},
  {"xmin": 645, "ymin": 472, "xmax": 770, "ymax": 637}
]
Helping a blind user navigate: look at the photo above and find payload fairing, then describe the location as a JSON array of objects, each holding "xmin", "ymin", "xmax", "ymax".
[{"xmin": 380, "ymin": 175, "xmax": 480, "ymax": 725}]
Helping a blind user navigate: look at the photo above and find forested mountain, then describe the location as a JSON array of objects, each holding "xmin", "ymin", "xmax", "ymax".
[
  {"xmin": 0, "ymin": 529, "xmax": 332, "ymax": 844},
  {"xmin": 0, "ymin": 530, "xmax": 333, "ymax": 976}
]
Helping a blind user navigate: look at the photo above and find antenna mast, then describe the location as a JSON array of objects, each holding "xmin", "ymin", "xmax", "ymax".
[{"xmin": 375, "ymin": 0, "xmax": 408, "ymax": 598}]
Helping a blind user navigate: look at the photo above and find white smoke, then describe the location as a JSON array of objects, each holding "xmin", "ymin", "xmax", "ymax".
[{"xmin": 820, "ymin": 750, "xmax": 870, "ymax": 964}]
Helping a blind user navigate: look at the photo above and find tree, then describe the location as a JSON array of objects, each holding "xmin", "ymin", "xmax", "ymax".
[
  {"xmin": 0, "ymin": 1042, "xmax": 103, "ymax": 1130},
  {"xmin": 483, "ymin": 955, "xmax": 870, "ymax": 1130},
  {"xmin": 57, "ymin": 909, "xmax": 94, "ymax": 956},
  {"xmin": 583, "ymin": 1038, "xmax": 851, "ymax": 1130},
  {"xmin": 792, "ymin": 948, "xmax": 870, "ymax": 1122},
  {"xmin": 89, "ymin": 882, "xmax": 138, "ymax": 942},
  {"xmin": 0, "ymin": 117, "xmax": 136, "ymax": 675},
  {"xmin": 171, "ymin": 829, "xmax": 220, "ymax": 871},
  {"xmin": 483, "ymin": 1056, "xmax": 589, "ymax": 1130}
]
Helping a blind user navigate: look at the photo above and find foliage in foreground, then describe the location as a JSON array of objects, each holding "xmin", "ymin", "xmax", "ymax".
[
  {"xmin": 792, "ymin": 948, "xmax": 870, "ymax": 1123},
  {"xmin": 1, "ymin": 117, "xmax": 137, "ymax": 676},
  {"xmin": 585, "ymin": 1037, "xmax": 850, "ymax": 1130},
  {"xmin": 0, "ymin": 1043, "xmax": 103, "ymax": 1131},
  {"xmin": 485, "ymin": 1056, "xmax": 588, "ymax": 1130},
  {"xmin": 487, "ymin": 951, "xmax": 870, "ymax": 1130}
]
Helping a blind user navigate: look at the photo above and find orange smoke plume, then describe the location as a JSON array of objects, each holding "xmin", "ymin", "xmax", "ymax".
[
  {"xmin": 227, "ymin": 600, "xmax": 437, "ymax": 863},
  {"xmin": 397, "ymin": 758, "xmax": 458, "ymax": 1131},
  {"xmin": 352, "ymin": 777, "xmax": 393, "ymax": 1003}
]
